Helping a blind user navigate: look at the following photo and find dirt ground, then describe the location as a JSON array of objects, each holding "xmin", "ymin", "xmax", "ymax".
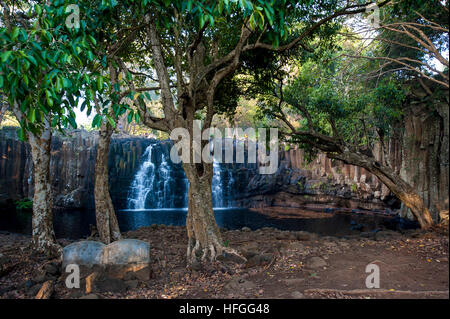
[{"xmin": 0, "ymin": 224, "xmax": 448, "ymax": 299}]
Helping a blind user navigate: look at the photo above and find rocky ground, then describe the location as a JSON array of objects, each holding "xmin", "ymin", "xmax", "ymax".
[{"xmin": 0, "ymin": 225, "xmax": 448, "ymax": 299}]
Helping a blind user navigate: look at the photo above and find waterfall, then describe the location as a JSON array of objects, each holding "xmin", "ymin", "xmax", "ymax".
[
  {"xmin": 157, "ymin": 152, "xmax": 174, "ymax": 208},
  {"xmin": 212, "ymin": 160, "xmax": 224, "ymax": 208},
  {"xmin": 127, "ymin": 144, "xmax": 156, "ymax": 210},
  {"xmin": 127, "ymin": 142, "xmax": 234, "ymax": 209}
]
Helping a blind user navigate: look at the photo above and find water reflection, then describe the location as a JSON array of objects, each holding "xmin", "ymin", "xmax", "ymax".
[{"xmin": 0, "ymin": 207, "xmax": 408, "ymax": 240}]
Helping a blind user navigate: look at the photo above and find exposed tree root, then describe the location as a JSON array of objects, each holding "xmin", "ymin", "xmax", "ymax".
[{"xmin": 187, "ymin": 237, "xmax": 246, "ymax": 266}]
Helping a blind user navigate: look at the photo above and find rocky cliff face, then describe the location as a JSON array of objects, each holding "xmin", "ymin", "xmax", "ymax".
[
  {"xmin": 0, "ymin": 127, "xmax": 394, "ymax": 212},
  {"xmin": 396, "ymin": 81, "xmax": 449, "ymax": 221},
  {"xmin": 0, "ymin": 128, "xmax": 153, "ymax": 209},
  {"xmin": 230, "ymin": 151, "xmax": 398, "ymax": 212}
]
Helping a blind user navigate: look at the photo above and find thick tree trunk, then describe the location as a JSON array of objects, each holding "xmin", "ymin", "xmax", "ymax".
[
  {"xmin": 10, "ymin": 102, "xmax": 60, "ymax": 256},
  {"xmin": 183, "ymin": 163, "xmax": 222, "ymax": 262},
  {"xmin": 331, "ymin": 150, "xmax": 434, "ymax": 229},
  {"xmin": 28, "ymin": 127, "xmax": 61, "ymax": 256},
  {"xmin": 94, "ymin": 122, "xmax": 121, "ymax": 244},
  {"xmin": 183, "ymin": 163, "xmax": 244, "ymax": 264}
]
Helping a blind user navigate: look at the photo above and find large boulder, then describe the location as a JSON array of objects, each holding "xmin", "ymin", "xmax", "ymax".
[
  {"xmin": 62, "ymin": 239, "xmax": 150, "ymax": 268},
  {"xmin": 62, "ymin": 239, "xmax": 151, "ymax": 290},
  {"xmin": 101, "ymin": 239, "xmax": 150, "ymax": 265},
  {"xmin": 62, "ymin": 241, "xmax": 105, "ymax": 268},
  {"xmin": 101, "ymin": 239, "xmax": 151, "ymax": 279}
]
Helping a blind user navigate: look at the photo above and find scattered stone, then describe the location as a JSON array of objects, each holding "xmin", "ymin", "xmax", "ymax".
[
  {"xmin": 241, "ymin": 227, "xmax": 251, "ymax": 232},
  {"xmin": 26, "ymin": 284, "xmax": 42, "ymax": 297},
  {"xmin": 295, "ymin": 231, "xmax": 312, "ymax": 241},
  {"xmin": 134, "ymin": 266, "xmax": 152, "ymax": 281},
  {"xmin": 291, "ymin": 291, "xmax": 305, "ymax": 299},
  {"xmin": 123, "ymin": 271, "xmax": 137, "ymax": 281},
  {"xmin": 241, "ymin": 250, "xmax": 258, "ymax": 259},
  {"xmin": 246, "ymin": 253, "xmax": 273, "ymax": 268},
  {"xmin": 33, "ymin": 274, "xmax": 46, "ymax": 284},
  {"xmin": 305, "ymin": 256, "xmax": 327, "ymax": 269},
  {"xmin": 125, "ymin": 280, "xmax": 139, "ymax": 290},
  {"xmin": 44, "ymin": 262, "xmax": 59, "ymax": 276},
  {"xmin": 225, "ymin": 277, "xmax": 257, "ymax": 291},
  {"xmin": 69, "ymin": 289, "xmax": 83, "ymax": 299},
  {"xmin": 24, "ymin": 279, "xmax": 34, "ymax": 289}
]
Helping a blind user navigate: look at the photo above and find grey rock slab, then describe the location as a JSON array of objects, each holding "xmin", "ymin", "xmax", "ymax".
[
  {"xmin": 62, "ymin": 241, "xmax": 106, "ymax": 268},
  {"xmin": 101, "ymin": 239, "xmax": 150, "ymax": 265}
]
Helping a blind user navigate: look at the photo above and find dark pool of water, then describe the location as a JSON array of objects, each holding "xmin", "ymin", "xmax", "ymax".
[{"xmin": 0, "ymin": 207, "xmax": 415, "ymax": 239}]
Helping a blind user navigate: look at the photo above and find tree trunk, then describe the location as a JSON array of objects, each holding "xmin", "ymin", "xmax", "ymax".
[
  {"xmin": 183, "ymin": 162, "xmax": 245, "ymax": 264},
  {"xmin": 0, "ymin": 104, "xmax": 7, "ymax": 125},
  {"xmin": 330, "ymin": 150, "xmax": 434, "ymax": 229},
  {"xmin": 183, "ymin": 163, "xmax": 223, "ymax": 262},
  {"xmin": 94, "ymin": 121, "xmax": 121, "ymax": 244},
  {"xmin": 28, "ymin": 127, "xmax": 61, "ymax": 256},
  {"xmin": 10, "ymin": 102, "xmax": 60, "ymax": 256}
]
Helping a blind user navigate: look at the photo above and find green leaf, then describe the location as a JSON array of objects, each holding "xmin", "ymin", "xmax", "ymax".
[
  {"xmin": 26, "ymin": 55, "xmax": 38, "ymax": 66},
  {"xmin": 127, "ymin": 110, "xmax": 134, "ymax": 123},
  {"xmin": 97, "ymin": 76, "xmax": 104, "ymax": 92},
  {"xmin": 1, "ymin": 51, "xmax": 12, "ymax": 63},
  {"xmin": 67, "ymin": 116, "xmax": 77, "ymax": 129},
  {"xmin": 45, "ymin": 89, "xmax": 54, "ymax": 107},
  {"xmin": 35, "ymin": 4, "xmax": 42, "ymax": 16},
  {"xmin": 92, "ymin": 114, "xmax": 102, "ymax": 127},
  {"xmin": 87, "ymin": 35, "xmax": 97, "ymax": 46},
  {"xmin": 22, "ymin": 74, "xmax": 29, "ymax": 86},
  {"xmin": 11, "ymin": 27, "xmax": 20, "ymax": 41},
  {"xmin": 106, "ymin": 115, "xmax": 116, "ymax": 127},
  {"xmin": 29, "ymin": 108, "xmax": 36, "ymax": 123},
  {"xmin": 18, "ymin": 127, "xmax": 26, "ymax": 141}
]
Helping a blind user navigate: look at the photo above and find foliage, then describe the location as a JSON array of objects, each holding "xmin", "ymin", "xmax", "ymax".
[
  {"xmin": 255, "ymin": 32, "xmax": 408, "ymax": 161},
  {"xmin": 0, "ymin": 1, "xmax": 103, "ymax": 138},
  {"xmin": 15, "ymin": 198, "xmax": 33, "ymax": 210}
]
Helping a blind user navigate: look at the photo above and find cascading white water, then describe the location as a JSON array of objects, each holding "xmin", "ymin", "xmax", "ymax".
[
  {"xmin": 127, "ymin": 143, "xmax": 233, "ymax": 209},
  {"xmin": 127, "ymin": 144, "xmax": 156, "ymax": 210},
  {"xmin": 158, "ymin": 152, "xmax": 174, "ymax": 208},
  {"xmin": 212, "ymin": 160, "xmax": 224, "ymax": 208}
]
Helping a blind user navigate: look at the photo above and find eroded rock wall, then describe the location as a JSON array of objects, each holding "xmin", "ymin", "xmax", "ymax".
[{"xmin": 0, "ymin": 128, "xmax": 152, "ymax": 209}]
